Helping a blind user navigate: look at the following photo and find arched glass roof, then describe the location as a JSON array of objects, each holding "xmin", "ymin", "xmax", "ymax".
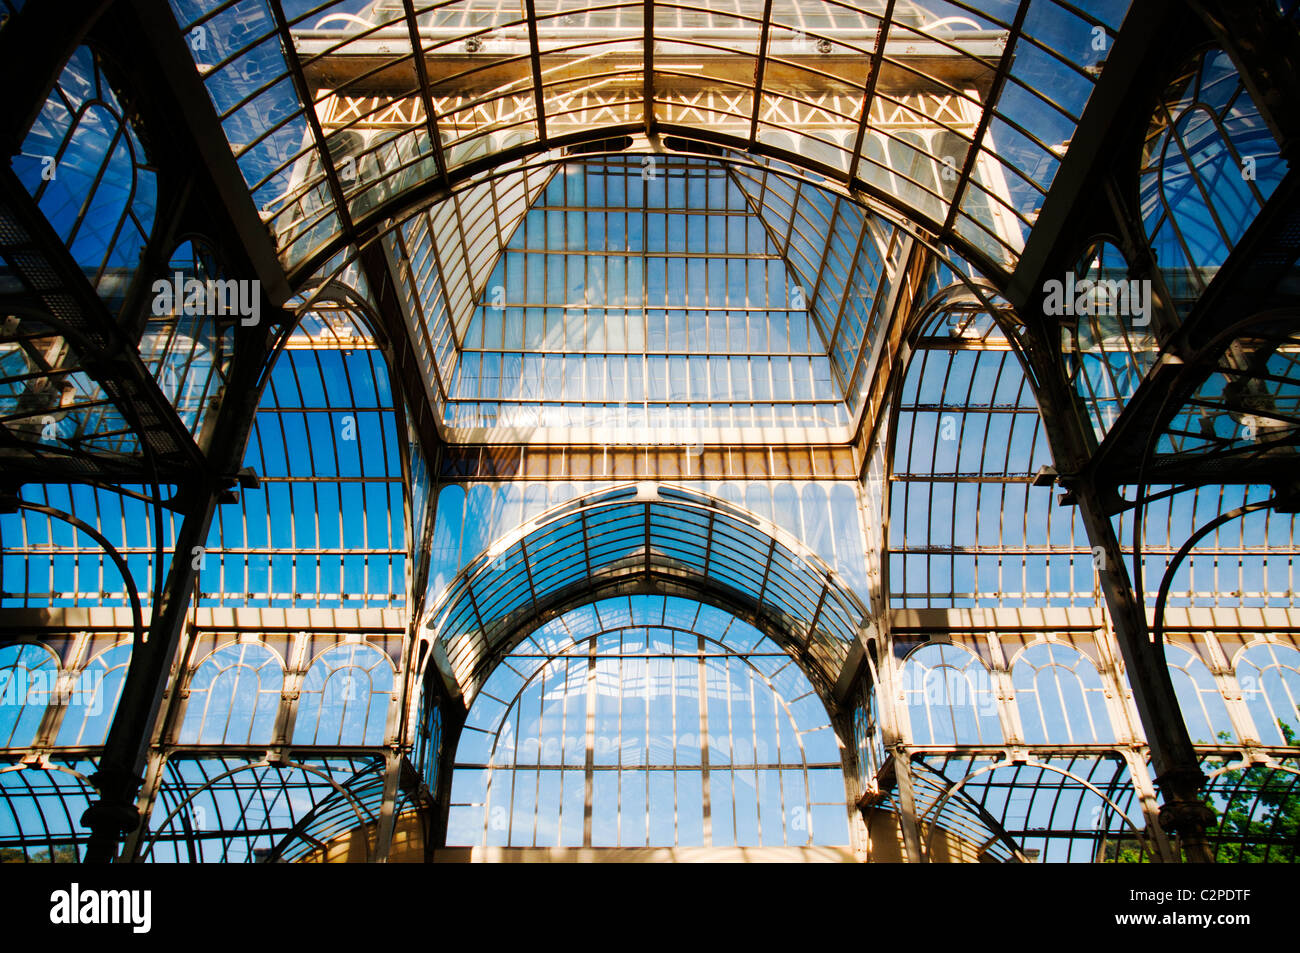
[
  {"xmin": 423, "ymin": 482, "xmax": 869, "ymax": 701},
  {"xmin": 164, "ymin": 0, "xmax": 1129, "ymax": 280},
  {"xmin": 4, "ymin": 0, "xmax": 1300, "ymax": 872}
]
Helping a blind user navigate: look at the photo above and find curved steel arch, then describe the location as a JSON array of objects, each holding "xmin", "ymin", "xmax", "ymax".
[
  {"xmin": 470, "ymin": 619, "xmax": 833, "ymax": 772},
  {"xmin": 138, "ymin": 758, "xmax": 375, "ymax": 863},
  {"xmin": 298, "ymin": 137, "xmax": 1010, "ymax": 292},
  {"xmin": 906, "ymin": 758, "xmax": 1028, "ymax": 863},
  {"xmin": 1205, "ymin": 759, "xmax": 1300, "ymax": 782},
  {"xmin": 160, "ymin": 1, "xmax": 1132, "ymax": 289},
  {"xmin": 422, "ymin": 482, "xmax": 871, "ymax": 705},
  {"xmin": 919, "ymin": 757, "xmax": 1149, "ymax": 863},
  {"xmin": 0, "ymin": 761, "xmax": 98, "ymax": 861}
]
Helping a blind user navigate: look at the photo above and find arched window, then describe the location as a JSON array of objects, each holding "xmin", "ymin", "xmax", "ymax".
[
  {"xmin": 14, "ymin": 46, "xmax": 157, "ymax": 312},
  {"xmin": 1236, "ymin": 642, "xmax": 1300, "ymax": 746},
  {"xmin": 446, "ymin": 595, "xmax": 850, "ymax": 849},
  {"xmin": 293, "ymin": 643, "xmax": 394, "ymax": 746},
  {"xmin": 179, "ymin": 643, "xmax": 283, "ymax": 745},
  {"xmin": 54, "ymin": 642, "xmax": 130, "ymax": 747},
  {"xmin": 1140, "ymin": 48, "xmax": 1286, "ymax": 315},
  {"xmin": 1166, "ymin": 644, "xmax": 1235, "ymax": 745},
  {"xmin": 1012, "ymin": 642, "xmax": 1113, "ymax": 744},
  {"xmin": 901, "ymin": 643, "xmax": 1002, "ymax": 745},
  {"xmin": 0, "ymin": 644, "xmax": 58, "ymax": 748}
]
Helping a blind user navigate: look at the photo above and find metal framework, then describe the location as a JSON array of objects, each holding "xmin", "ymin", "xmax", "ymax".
[{"xmin": 1, "ymin": 0, "xmax": 1299, "ymax": 864}]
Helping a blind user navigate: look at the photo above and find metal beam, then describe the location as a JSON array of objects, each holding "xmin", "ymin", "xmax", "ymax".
[
  {"xmin": 0, "ymin": 166, "xmax": 207, "ymax": 478},
  {"xmin": 1032, "ymin": 337, "xmax": 1217, "ymax": 861},
  {"xmin": 1082, "ymin": 169, "xmax": 1300, "ymax": 488},
  {"xmin": 126, "ymin": 0, "xmax": 292, "ymax": 305},
  {"xmin": 81, "ymin": 484, "xmax": 219, "ymax": 862},
  {"xmin": 1005, "ymin": 0, "xmax": 1177, "ymax": 311}
]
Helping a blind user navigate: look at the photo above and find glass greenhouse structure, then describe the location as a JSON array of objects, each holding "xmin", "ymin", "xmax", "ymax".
[{"xmin": 0, "ymin": 0, "xmax": 1297, "ymax": 864}]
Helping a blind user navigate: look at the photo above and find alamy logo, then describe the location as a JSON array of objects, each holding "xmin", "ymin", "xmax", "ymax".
[
  {"xmin": 1, "ymin": 668, "xmax": 105, "ymax": 714},
  {"xmin": 1043, "ymin": 271, "xmax": 1151, "ymax": 326},
  {"xmin": 49, "ymin": 883, "xmax": 151, "ymax": 933},
  {"xmin": 151, "ymin": 272, "xmax": 261, "ymax": 326}
]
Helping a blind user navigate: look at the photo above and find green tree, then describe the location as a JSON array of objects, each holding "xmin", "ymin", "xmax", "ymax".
[
  {"xmin": 1210, "ymin": 717, "xmax": 1299, "ymax": 863},
  {"xmin": 0, "ymin": 844, "xmax": 79, "ymax": 862},
  {"xmin": 1103, "ymin": 710, "xmax": 1300, "ymax": 863}
]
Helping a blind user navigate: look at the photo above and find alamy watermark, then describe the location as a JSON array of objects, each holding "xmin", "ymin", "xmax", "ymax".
[
  {"xmin": 50, "ymin": 884, "xmax": 151, "ymax": 933},
  {"xmin": 1043, "ymin": 271, "xmax": 1151, "ymax": 327},
  {"xmin": 0, "ymin": 669, "xmax": 105, "ymax": 714},
  {"xmin": 151, "ymin": 273, "xmax": 261, "ymax": 326},
  {"xmin": 899, "ymin": 662, "xmax": 1000, "ymax": 717}
]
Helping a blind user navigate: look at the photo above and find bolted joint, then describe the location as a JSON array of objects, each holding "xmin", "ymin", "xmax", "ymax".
[
  {"xmin": 80, "ymin": 799, "xmax": 141, "ymax": 837},
  {"xmin": 856, "ymin": 788, "xmax": 888, "ymax": 810},
  {"xmin": 1157, "ymin": 797, "xmax": 1217, "ymax": 836},
  {"xmin": 80, "ymin": 761, "xmax": 145, "ymax": 860},
  {"xmin": 1154, "ymin": 762, "xmax": 1216, "ymax": 839}
]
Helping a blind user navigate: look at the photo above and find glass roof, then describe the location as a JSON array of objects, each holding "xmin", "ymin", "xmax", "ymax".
[
  {"xmin": 5, "ymin": 1, "xmax": 1300, "ymax": 870},
  {"xmin": 163, "ymin": 0, "xmax": 1129, "ymax": 280},
  {"xmin": 424, "ymin": 482, "xmax": 868, "ymax": 702}
]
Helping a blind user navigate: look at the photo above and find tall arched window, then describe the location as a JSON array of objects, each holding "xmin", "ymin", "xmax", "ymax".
[
  {"xmin": 293, "ymin": 643, "xmax": 394, "ymax": 746},
  {"xmin": 1236, "ymin": 642, "xmax": 1300, "ymax": 746},
  {"xmin": 900, "ymin": 643, "xmax": 1002, "ymax": 745},
  {"xmin": 179, "ymin": 643, "xmax": 283, "ymax": 745},
  {"xmin": 1166, "ymin": 644, "xmax": 1235, "ymax": 745},
  {"xmin": 1011, "ymin": 642, "xmax": 1113, "ymax": 744},
  {"xmin": 446, "ymin": 595, "xmax": 850, "ymax": 849},
  {"xmin": 14, "ymin": 46, "xmax": 157, "ymax": 311},
  {"xmin": 54, "ymin": 642, "xmax": 130, "ymax": 747},
  {"xmin": 0, "ymin": 643, "xmax": 58, "ymax": 748}
]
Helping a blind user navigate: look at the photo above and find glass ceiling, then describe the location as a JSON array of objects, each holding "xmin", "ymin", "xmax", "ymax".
[
  {"xmin": 425, "ymin": 482, "xmax": 868, "ymax": 702},
  {"xmin": 4, "ymin": 0, "xmax": 1300, "ymax": 868},
  {"xmin": 164, "ymin": 0, "xmax": 1129, "ymax": 281}
]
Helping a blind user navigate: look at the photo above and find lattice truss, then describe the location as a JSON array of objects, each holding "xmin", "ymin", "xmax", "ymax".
[{"xmin": 1, "ymin": 0, "xmax": 1299, "ymax": 863}]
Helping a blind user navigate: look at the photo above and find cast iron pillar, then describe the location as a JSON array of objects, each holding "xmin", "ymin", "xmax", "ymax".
[{"xmin": 81, "ymin": 484, "xmax": 220, "ymax": 862}]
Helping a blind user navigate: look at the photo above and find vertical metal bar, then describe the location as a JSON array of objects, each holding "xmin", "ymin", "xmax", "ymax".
[
  {"xmin": 583, "ymin": 637, "xmax": 597, "ymax": 846},
  {"xmin": 82, "ymin": 486, "xmax": 220, "ymax": 863},
  {"xmin": 372, "ymin": 749, "xmax": 404, "ymax": 862},
  {"xmin": 747, "ymin": 0, "xmax": 774, "ymax": 146},
  {"xmin": 940, "ymin": 0, "xmax": 1030, "ymax": 236},
  {"xmin": 846, "ymin": 0, "xmax": 896, "ymax": 187},
  {"xmin": 697, "ymin": 632, "xmax": 712, "ymax": 846},
  {"xmin": 523, "ymin": 0, "xmax": 549, "ymax": 143},
  {"xmin": 642, "ymin": 0, "xmax": 654, "ymax": 138}
]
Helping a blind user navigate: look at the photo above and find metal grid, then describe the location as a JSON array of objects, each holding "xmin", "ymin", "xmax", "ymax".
[
  {"xmin": 889, "ymin": 301, "xmax": 1097, "ymax": 607},
  {"xmin": 162, "ymin": 0, "xmax": 1129, "ymax": 281},
  {"xmin": 448, "ymin": 593, "xmax": 851, "ymax": 847},
  {"xmin": 2, "ymin": 0, "xmax": 1300, "ymax": 864},
  {"xmin": 199, "ymin": 307, "xmax": 408, "ymax": 607}
]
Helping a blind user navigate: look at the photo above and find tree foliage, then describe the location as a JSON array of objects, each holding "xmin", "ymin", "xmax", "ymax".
[{"xmin": 1101, "ymin": 712, "xmax": 1299, "ymax": 863}]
